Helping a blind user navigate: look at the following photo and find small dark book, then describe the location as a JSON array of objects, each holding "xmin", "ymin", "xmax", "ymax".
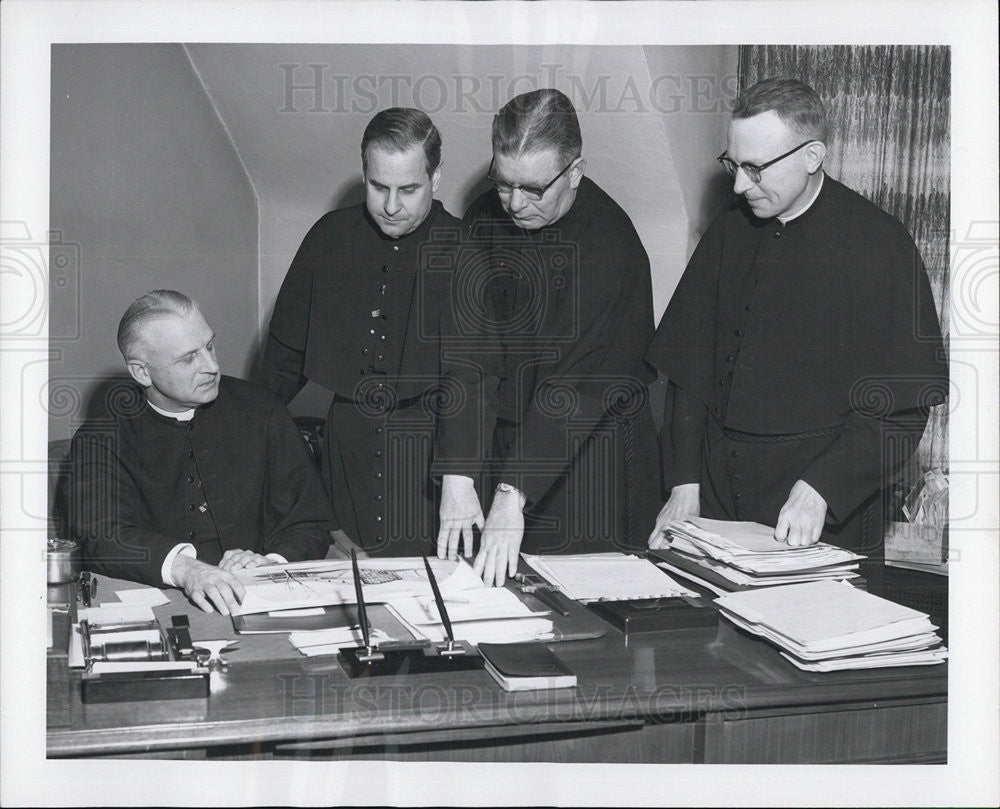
[{"xmin": 477, "ymin": 642, "xmax": 577, "ymax": 691}]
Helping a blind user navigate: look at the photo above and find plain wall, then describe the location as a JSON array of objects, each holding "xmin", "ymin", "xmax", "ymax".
[
  {"xmin": 48, "ymin": 44, "xmax": 259, "ymax": 441},
  {"xmin": 184, "ymin": 43, "xmax": 738, "ymax": 416}
]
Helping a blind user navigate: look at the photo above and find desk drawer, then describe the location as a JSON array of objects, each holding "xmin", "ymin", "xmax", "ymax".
[{"xmin": 703, "ymin": 700, "xmax": 947, "ymax": 763}]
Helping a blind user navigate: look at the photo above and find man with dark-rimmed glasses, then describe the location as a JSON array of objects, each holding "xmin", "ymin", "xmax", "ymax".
[
  {"xmin": 436, "ymin": 88, "xmax": 661, "ymax": 586},
  {"xmin": 646, "ymin": 78, "xmax": 946, "ymax": 590}
]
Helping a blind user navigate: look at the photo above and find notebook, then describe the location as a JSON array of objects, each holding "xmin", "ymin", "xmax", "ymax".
[{"xmin": 477, "ymin": 642, "xmax": 577, "ymax": 691}]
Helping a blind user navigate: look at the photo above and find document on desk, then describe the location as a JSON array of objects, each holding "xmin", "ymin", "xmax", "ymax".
[
  {"xmin": 659, "ymin": 518, "xmax": 863, "ymax": 582},
  {"xmin": 521, "ymin": 553, "xmax": 698, "ymax": 602},
  {"xmin": 384, "ymin": 587, "xmax": 554, "ymax": 645},
  {"xmin": 288, "ymin": 627, "xmax": 392, "ymax": 657},
  {"xmin": 231, "ymin": 557, "xmax": 484, "ymax": 615},
  {"xmin": 715, "ymin": 580, "xmax": 947, "ymax": 670}
]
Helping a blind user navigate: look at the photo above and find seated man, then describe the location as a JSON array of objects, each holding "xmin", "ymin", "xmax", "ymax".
[{"xmin": 65, "ymin": 290, "xmax": 331, "ymax": 614}]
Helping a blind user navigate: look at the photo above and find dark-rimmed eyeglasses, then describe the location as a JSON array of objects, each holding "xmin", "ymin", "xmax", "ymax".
[
  {"xmin": 487, "ymin": 155, "xmax": 579, "ymax": 201},
  {"xmin": 717, "ymin": 141, "xmax": 815, "ymax": 184}
]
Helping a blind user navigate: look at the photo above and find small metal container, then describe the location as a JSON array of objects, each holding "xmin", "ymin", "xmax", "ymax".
[{"xmin": 47, "ymin": 538, "xmax": 81, "ymax": 584}]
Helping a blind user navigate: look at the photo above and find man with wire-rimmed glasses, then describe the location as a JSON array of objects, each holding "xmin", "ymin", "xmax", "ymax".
[
  {"xmin": 646, "ymin": 78, "xmax": 946, "ymax": 588},
  {"xmin": 436, "ymin": 88, "xmax": 661, "ymax": 586}
]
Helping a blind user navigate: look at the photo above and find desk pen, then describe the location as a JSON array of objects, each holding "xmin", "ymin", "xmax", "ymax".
[
  {"xmin": 350, "ymin": 548, "xmax": 377, "ymax": 658},
  {"xmin": 422, "ymin": 556, "xmax": 457, "ymax": 654}
]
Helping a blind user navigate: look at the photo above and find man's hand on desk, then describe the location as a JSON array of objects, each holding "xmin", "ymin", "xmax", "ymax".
[
  {"xmin": 647, "ymin": 483, "xmax": 700, "ymax": 549},
  {"xmin": 218, "ymin": 549, "xmax": 272, "ymax": 572},
  {"xmin": 775, "ymin": 479, "xmax": 827, "ymax": 547},
  {"xmin": 171, "ymin": 554, "xmax": 246, "ymax": 615},
  {"xmin": 437, "ymin": 474, "xmax": 485, "ymax": 561},
  {"xmin": 473, "ymin": 485, "xmax": 525, "ymax": 587}
]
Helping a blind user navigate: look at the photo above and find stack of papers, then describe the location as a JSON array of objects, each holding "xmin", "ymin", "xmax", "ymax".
[
  {"xmin": 289, "ymin": 627, "xmax": 392, "ymax": 657},
  {"xmin": 715, "ymin": 580, "xmax": 948, "ymax": 671},
  {"xmin": 521, "ymin": 552, "xmax": 698, "ymax": 602},
  {"xmin": 655, "ymin": 518, "xmax": 863, "ymax": 590},
  {"xmin": 385, "ymin": 588, "xmax": 554, "ymax": 645}
]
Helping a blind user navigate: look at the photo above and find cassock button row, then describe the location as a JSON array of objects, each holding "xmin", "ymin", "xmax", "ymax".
[
  {"xmin": 186, "ymin": 475, "xmax": 195, "ymax": 484},
  {"xmin": 187, "ymin": 451, "xmax": 194, "ymax": 459},
  {"xmin": 380, "ymin": 335, "xmax": 387, "ymax": 342},
  {"xmin": 726, "ymin": 354, "xmax": 735, "ymax": 363},
  {"xmin": 731, "ymin": 449, "xmax": 740, "ymax": 458},
  {"xmin": 377, "ymin": 536, "xmax": 383, "ymax": 543},
  {"xmin": 376, "ymin": 515, "xmax": 383, "ymax": 522},
  {"xmin": 375, "ymin": 472, "xmax": 383, "ymax": 479},
  {"xmin": 188, "ymin": 504, "xmax": 196, "ymax": 511},
  {"xmin": 773, "ymin": 231, "xmax": 783, "ymax": 239},
  {"xmin": 383, "ymin": 264, "xmax": 390, "ymax": 272},
  {"xmin": 377, "ymin": 354, "xmax": 384, "ymax": 362},
  {"xmin": 375, "ymin": 450, "xmax": 382, "ymax": 457},
  {"xmin": 374, "ymin": 427, "xmax": 382, "ymax": 434},
  {"xmin": 362, "ymin": 348, "xmax": 369, "ymax": 355},
  {"xmin": 392, "ymin": 245, "xmax": 399, "ymax": 251},
  {"xmin": 719, "ymin": 378, "xmax": 727, "ymax": 386},
  {"xmin": 375, "ymin": 494, "xmax": 383, "ymax": 501},
  {"xmin": 188, "ymin": 531, "xmax": 196, "ymax": 539},
  {"xmin": 369, "ymin": 328, "xmax": 376, "ymax": 335},
  {"xmin": 734, "ymin": 329, "xmax": 743, "ymax": 337},
  {"xmin": 734, "ymin": 493, "xmax": 742, "ymax": 500}
]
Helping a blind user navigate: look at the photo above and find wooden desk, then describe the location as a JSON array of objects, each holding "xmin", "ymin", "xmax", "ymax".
[{"xmin": 47, "ymin": 577, "xmax": 947, "ymax": 764}]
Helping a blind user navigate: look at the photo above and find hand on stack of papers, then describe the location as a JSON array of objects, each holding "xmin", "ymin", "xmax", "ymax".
[
  {"xmin": 656, "ymin": 518, "xmax": 863, "ymax": 589},
  {"xmin": 714, "ymin": 580, "xmax": 947, "ymax": 671}
]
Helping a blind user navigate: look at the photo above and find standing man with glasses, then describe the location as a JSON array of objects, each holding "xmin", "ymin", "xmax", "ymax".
[
  {"xmin": 646, "ymin": 78, "xmax": 946, "ymax": 586},
  {"xmin": 438, "ymin": 88, "xmax": 660, "ymax": 586}
]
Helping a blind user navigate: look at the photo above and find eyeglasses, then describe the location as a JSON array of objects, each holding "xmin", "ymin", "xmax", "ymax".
[
  {"xmin": 487, "ymin": 155, "xmax": 579, "ymax": 201},
  {"xmin": 717, "ymin": 141, "xmax": 815, "ymax": 184}
]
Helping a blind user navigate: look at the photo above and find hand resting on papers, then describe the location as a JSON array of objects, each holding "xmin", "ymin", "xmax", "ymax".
[
  {"xmin": 171, "ymin": 553, "xmax": 247, "ymax": 615},
  {"xmin": 774, "ymin": 479, "xmax": 828, "ymax": 547},
  {"xmin": 648, "ymin": 483, "xmax": 700, "ymax": 548}
]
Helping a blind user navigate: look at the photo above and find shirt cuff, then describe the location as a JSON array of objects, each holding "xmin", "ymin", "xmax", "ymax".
[
  {"xmin": 161, "ymin": 543, "xmax": 197, "ymax": 587},
  {"xmin": 265, "ymin": 553, "xmax": 288, "ymax": 565}
]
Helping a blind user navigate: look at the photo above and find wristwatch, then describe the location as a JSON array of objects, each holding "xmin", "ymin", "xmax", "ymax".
[{"xmin": 495, "ymin": 482, "xmax": 525, "ymax": 505}]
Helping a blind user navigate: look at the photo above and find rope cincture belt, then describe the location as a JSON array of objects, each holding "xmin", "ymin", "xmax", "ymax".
[{"xmin": 721, "ymin": 424, "xmax": 844, "ymax": 443}]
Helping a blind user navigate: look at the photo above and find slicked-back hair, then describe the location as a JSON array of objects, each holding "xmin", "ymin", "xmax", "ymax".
[
  {"xmin": 361, "ymin": 107, "xmax": 442, "ymax": 176},
  {"xmin": 732, "ymin": 77, "xmax": 831, "ymax": 144},
  {"xmin": 492, "ymin": 89, "xmax": 582, "ymax": 163},
  {"xmin": 117, "ymin": 289, "xmax": 196, "ymax": 360}
]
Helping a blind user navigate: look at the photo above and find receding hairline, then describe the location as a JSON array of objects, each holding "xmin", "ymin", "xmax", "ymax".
[{"xmin": 117, "ymin": 290, "xmax": 201, "ymax": 361}]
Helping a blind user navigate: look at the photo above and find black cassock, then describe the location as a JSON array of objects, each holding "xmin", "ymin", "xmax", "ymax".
[
  {"xmin": 646, "ymin": 175, "xmax": 948, "ymax": 559},
  {"xmin": 65, "ymin": 376, "xmax": 332, "ymax": 586},
  {"xmin": 451, "ymin": 176, "xmax": 662, "ymax": 554},
  {"xmin": 259, "ymin": 201, "xmax": 471, "ymax": 555}
]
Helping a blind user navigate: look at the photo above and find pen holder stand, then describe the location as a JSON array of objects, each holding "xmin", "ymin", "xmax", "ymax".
[{"xmin": 337, "ymin": 641, "xmax": 483, "ymax": 678}]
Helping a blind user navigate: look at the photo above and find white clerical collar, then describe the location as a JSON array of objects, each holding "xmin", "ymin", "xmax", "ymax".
[
  {"xmin": 148, "ymin": 400, "xmax": 196, "ymax": 421},
  {"xmin": 778, "ymin": 172, "xmax": 825, "ymax": 224}
]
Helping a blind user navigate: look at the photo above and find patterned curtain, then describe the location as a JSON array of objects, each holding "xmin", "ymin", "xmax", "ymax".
[{"xmin": 738, "ymin": 45, "xmax": 950, "ymax": 472}]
